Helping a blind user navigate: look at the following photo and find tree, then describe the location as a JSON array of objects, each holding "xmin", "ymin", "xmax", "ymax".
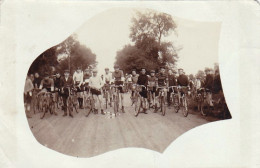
[
  {"xmin": 115, "ymin": 10, "xmax": 179, "ymax": 73},
  {"xmin": 28, "ymin": 34, "xmax": 96, "ymax": 76}
]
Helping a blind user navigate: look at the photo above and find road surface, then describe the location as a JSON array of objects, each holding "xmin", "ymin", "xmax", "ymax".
[{"xmin": 27, "ymin": 93, "xmax": 218, "ymax": 157}]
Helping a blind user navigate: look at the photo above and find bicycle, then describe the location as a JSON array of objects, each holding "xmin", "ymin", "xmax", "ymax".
[
  {"xmin": 130, "ymin": 83, "xmax": 139, "ymax": 113},
  {"xmin": 67, "ymin": 87, "xmax": 79, "ymax": 115},
  {"xmin": 168, "ymin": 86, "xmax": 180, "ymax": 113},
  {"xmin": 177, "ymin": 86, "xmax": 189, "ymax": 117},
  {"xmin": 40, "ymin": 91, "xmax": 56, "ymax": 119},
  {"xmin": 85, "ymin": 88, "xmax": 96, "ymax": 117},
  {"xmin": 111, "ymin": 84, "xmax": 124, "ymax": 116},
  {"xmin": 135, "ymin": 85, "xmax": 148, "ymax": 117},
  {"xmin": 156, "ymin": 86, "xmax": 167, "ymax": 116}
]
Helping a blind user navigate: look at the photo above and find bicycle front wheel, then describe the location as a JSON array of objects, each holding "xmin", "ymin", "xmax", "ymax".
[
  {"xmin": 161, "ymin": 96, "xmax": 166, "ymax": 116},
  {"xmin": 182, "ymin": 97, "xmax": 189, "ymax": 117}
]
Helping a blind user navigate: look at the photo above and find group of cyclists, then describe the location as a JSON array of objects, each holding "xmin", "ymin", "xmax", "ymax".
[{"xmin": 24, "ymin": 64, "xmax": 224, "ymax": 119}]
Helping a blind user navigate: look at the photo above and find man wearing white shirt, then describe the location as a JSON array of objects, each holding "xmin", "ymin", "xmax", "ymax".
[
  {"xmin": 103, "ymin": 68, "xmax": 113, "ymax": 106},
  {"xmin": 89, "ymin": 69, "xmax": 105, "ymax": 115},
  {"xmin": 73, "ymin": 67, "xmax": 84, "ymax": 109}
]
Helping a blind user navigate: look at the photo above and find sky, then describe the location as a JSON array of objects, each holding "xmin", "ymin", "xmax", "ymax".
[{"xmin": 75, "ymin": 8, "xmax": 220, "ymax": 75}]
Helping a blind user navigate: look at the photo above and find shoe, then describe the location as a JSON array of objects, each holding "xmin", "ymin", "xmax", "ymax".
[
  {"xmin": 101, "ymin": 110, "xmax": 105, "ymax": 115},
  {"xmin": 63, "ymin": 113, "xmax": 67, "ymax": 117},
  {"xmin": 69, "ymin": 114, "xmax": 74, "ymax": 118},
  {"xmin": 143, "ymin": 109, "xmax": 147, "ymax": 114}
]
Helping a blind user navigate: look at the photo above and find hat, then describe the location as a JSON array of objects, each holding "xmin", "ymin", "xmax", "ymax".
[
  {"xmin": 92, "ymin": 69, "xmax": 98, "ymax": 73},
  {"xmin": 64, "ymin": 70, "xmax": 70, "ymax": 73},
  {"xmin": 150, "ymin": 70, "xmax": 155, "ymax": 73},
  {"xmin": 132, "ymin": 69, "xmax": 137, "ymax": 72},
  {"xmin": 114, "ymin": 64, "xmax": 119, "ymax": 68},
  {"xmin": 160, "ymin": 66, "xmax": 165, "ymax": 69},
  {"xmin": 172, "ymin": 70, "xmax": 177, "ymax": 73},
  {"xmin": 43, "ymin": 71, "xmax": 49, "ymax": 77},
  {"xmin": 205, "ymin": 68, "xmax": 210, "ymax": 72},
  {"xmin": 141, "ymin": 67, "xmax": 146, "ymax": 70},
  {"xmin": 178, "ymin": 68, "xmax": 183, "ymax": 71},
  {"xmin": 105, "ymin": 67, "xmax": 109, "ymax": 70}
]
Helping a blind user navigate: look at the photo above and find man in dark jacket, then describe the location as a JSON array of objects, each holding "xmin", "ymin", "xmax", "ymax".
[
  {"xmin": 204, "ymin": 68, "xmax": 214, "ymax": 107},
  {"xmin": 167, "ymin": 69, "xmax": 177, "ymax": 106},
  {"xmin": 136, "ymin": 68, "xmax": 149, "ymax": 116},
  {"xmin": 60, "ymin": 70, "xmax": 74, "ymax": 118}
]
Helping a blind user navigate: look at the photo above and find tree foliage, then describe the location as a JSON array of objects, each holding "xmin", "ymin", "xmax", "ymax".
[
  {"xmin": 28, "ymin": 35, "xmax": 96, "ymax": 76},
  {"xmin": 115, "ymin": 10, "xmax": 179, "ymax": 73}
]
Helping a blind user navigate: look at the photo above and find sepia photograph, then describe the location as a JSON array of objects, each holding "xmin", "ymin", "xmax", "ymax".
[{"xmin": 23, "ymin": 8, "xmax": 231, "ymax": 158}]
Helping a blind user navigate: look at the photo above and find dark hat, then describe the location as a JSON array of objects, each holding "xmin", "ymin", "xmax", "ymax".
[
  {"xmin": 132, "ymin": 69, "xmax": 137, "ymax": 72},
  {"xmin": 160, "ymin": 66, "xmax": 165, "ymax": 69},
  {"xmin": 150, "ymin": 70, "xmax": 155, "ymax": 73},
  {"xmin": 105, "ymin": 67, "xmax": 109, "ymax": 70},
  {"xmin": 43, "ymin": 71, "xmax": 49, "ymax": 77},
  {"xmin": 64, "ymin": 70, "xmax": 70, "ymax": 73},
  {"xmin": 178, "ymin": 68, "xmax": 183, "ymax": 71},
  {"xmin": 114, "ymin": 64, "xmax": 119, "ymax": 68}
]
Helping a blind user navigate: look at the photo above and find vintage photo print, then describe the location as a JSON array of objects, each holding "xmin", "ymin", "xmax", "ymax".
[
  {"xmin": 24, "ymin": 8, "xmax": 230, "ymax": 157},
  {"xmin": 0, "ymin": 0, "xmax": 259, "ymax": 168}
]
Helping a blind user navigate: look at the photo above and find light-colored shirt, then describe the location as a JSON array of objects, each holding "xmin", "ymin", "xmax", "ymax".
[
  {"xmin": 89, "ymin": 76, "xmax": 104, "ymax": 90},
  {"xmin": 73, "ymin": 71, "xmax": 83, "ymax": 85},
  {"xmin": 195, "ymin": 79, "xmax": 201, "ymax": 90},
  {"xmin": 24, "ymin": 78, "xmax": 34, "ymax": 94},
  {"xmin": 103, "ymin": 73, "xmax": 112, "ymax": 84}
]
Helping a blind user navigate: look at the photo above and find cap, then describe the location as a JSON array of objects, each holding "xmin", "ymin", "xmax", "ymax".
[
  {"xmin": 64, "ymin": 70, "xmax": 70, "ymax": 73},
  {"xmin": 43, "ymin": 71, "xmax": 49, "ymax": 77},
  {"xmin": 114, "ymin": 64, "xmax": 119, "ymax": 68},
  {"xmin": 105, "ymin": 67, "xmax": 109, "ymax": 70},
  {"xmin": 178, "ymin": 68, "xmax": 183, "ymax": 71},
  {"xmin": 205, "ymin": 68, "xmax": 210, "ymax": 72},
  {"xmin": 92, "ymin": 69, "xmax": 98, "ymax": 73},
  {"xmin": 141, "ymin": 67, "xmax": 146, "ymax": 70},
  {"xmin": 132, "ymin": 69, "xmax": 137, "ymax": 72},
  {"xmin": 172, "ymin": 70, "xmax": 177, "ymax": 73},
  {"xmin": 150, "ymin": 70, "xmax": 155, "ymax": 73},
  {"xmin": 160, "ymin": 66, "xmax": 165, "ymax": 69}
]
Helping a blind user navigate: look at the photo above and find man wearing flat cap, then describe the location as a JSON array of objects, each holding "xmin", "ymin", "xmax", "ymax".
[{"xmin": 60, "ymin": 70, "xmax": 74, "ymax": 117}]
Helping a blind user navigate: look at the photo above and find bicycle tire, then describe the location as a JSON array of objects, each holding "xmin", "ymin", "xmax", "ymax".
[
  {"xmin": 183, "ymin": 96, "xmax": 188, "ymax": 117},
  {"xmin": 162, "ymin": 96, "xmax": 166, "ymax": 116}
]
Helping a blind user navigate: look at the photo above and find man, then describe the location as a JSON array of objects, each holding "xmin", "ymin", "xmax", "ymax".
[
  {"xmin": 33, "ymin": 72, "xmax": 41, "ymax": 89},
  {"xmin": 154, "ymin": 66, "xmax": 168, "ymax": 112},
  {"xmin": 73, "ymin": 67, "xmax": 84, "ymax": 109},
  {"xmin": 89, "ymin": 69, "xmax": 105, "ymax": 115},
  {"xmin": 103, "ymin": 68, "xmax": 113, "ymax": 106},
  {"xmin": 147, "ymin": 70, "xmax": 157, "ymax": 108},
  {"xmin": 204, "ymin": 68, "xmax": 214, "ymax": 108},
  {"xmin": 54, "ymin": 72, "xmax": 62, "ymax": 107},
  {"xmin": 112, "ymin": 64, "xmax": 125, "ymax": 113},
  {"xmin": 60, "ymin": 70, "xmax": 74, "ymax": 117},
  {"xmin": 167, "ymin": 69, "xmax": 177, "ymax": 106},
  {"xmin": 177, "ymin": 68, "xmax": 189, "ymax": 103},
  {"xmin": 136, "ymin": 67, "xmax": 149, "ymax": 116},
  {"xmin": 24, "ymin": 74, "xmax": 34, "ymax": 118},
  {"xmin": 38, "ymin": 71, "xmax": 57, "ymax": 116},
  {"xmin": 130, "ymin": 69, "xmax": 139, "ymax": 100}
]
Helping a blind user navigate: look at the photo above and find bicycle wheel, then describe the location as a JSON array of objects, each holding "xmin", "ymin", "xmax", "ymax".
[
  {"xmin": 40, "ymin": 103, "xmax": 47, "ymax": 119},
  {"xmin": 105, "ymin": 91, "xmax": 108, "ymax": 109},
  {"xmin": 173, "ymin": 95, "xmax": 179, "ymax": 113},
  {"xmin": 161, "ymin": 96, "xmax": 166, "ymax": 116},
  {"xmin": 182, "ymin": 96, "xmax": 188, "ymax": 117}
]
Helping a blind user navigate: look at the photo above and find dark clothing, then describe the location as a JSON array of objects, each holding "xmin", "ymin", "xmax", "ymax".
[
  {"xmin": 157, "ymin": 72, "xmax": 168, "ymax": 86},
  {"xmin": 112, "ymin": 70, "xmax": 124, "ymax": 81},
  {"xmin": 40, "ymin": 78, "xmax": 54, "ymax": 89},
  {"xmin": 204, "ymin": 74, "xmax": 214, "ymax": 91},
  {"xmin": 213, "ymin": 74, "xmax": 222, "ymax": 94},
  {"xmin": 90, "ymin": 88, "xmax": 102, "ymax": 95},
  {"xmin": 33, "ymin": 77, "xmax": 42, "ymax": 89},
  {"xmin": 177, "ymin": 74, "xmax": 189, "ymax": 86},
  {"xmin": 61, "ymin": 76, "xmax": 73, "ymax": 89},
  {"xmin": 137, "ymin": 74, "xmax": 148, "ymax": 98},
  {"xmin": 168, "ymin": 74, "xmax": 177, "ymax": 86},
  {"xmin": 54, "ymin": 77, "xmax": 62, "ymax": 89}
]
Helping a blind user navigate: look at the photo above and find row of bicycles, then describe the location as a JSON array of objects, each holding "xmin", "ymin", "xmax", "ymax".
[{"xmin": 31, "ymin": 84, "xmax": 229, "ymax": 119}]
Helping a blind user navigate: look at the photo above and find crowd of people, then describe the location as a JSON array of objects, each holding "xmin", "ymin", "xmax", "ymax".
[{"xmin": 24, "ymin": 64, "xmax": 224, "ymax": 118}]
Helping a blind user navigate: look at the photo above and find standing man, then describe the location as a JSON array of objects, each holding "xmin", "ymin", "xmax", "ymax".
[
  {"xmin": 204, "ymin": 68, "xmax": 214, "ymax": 108},
  {"xmin": 167, "ymin": 69, "xmax": 177, "ymax": 106},
  {"xmin": 147, "ymin": 70, "xmax": 157, "ymax": 108},
  {"xmin": 130, "ymin": 69, "xmax": 139, "ymax": 100},
  {"xmin": 112, "ymin": 64, "xmax": 125, "ymax": 113},
  {"xmin": 54, "ymin": 72, "xmax": 62, "ymax": 108},
  {"xmin": 154, "ymin": 66, "xmax": 168, "ymax": 112},
  {"xmin": 177, "ymin": 68, "xmax": 189, "ymax": 103},
  {"xmin": 89, "ymin": 69, "xmax": 105, "ymax": 115},
  {"xmin": 136, "ymin": 67, "xmax": 149, "ymax": 116},
  {"xmin": 60, "ymin": 70, "xmax": 74, "ymax": 118},
  {"xmin": 24, "ymin": 74, "xmax": 34, "ymax": 118},
  {"xmin": 33, "ymin": 72, "xmax": 41, "ymax": 89},
  {"xmin": 103, "ymin": 68, "xmax": 113, "ymax": 106},
  {"xmin": 73, "ymin": 67, "xmax": 84, "ymax": 109}
]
